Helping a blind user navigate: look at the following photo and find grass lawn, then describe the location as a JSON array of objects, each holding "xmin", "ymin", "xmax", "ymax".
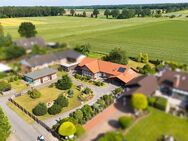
[
  {"xmin": 3, "ymin": 16, "xmax": 188, "ymax": 64},
  {"xmin": 14, "ymin": 86, "xmax": 81, "ymax": 121},
  {"xmin": 126, "ymin": 108, "xmax": 188, "ymax": 141},
  {"xmin": 10, "ymin": 80, "xmax": 28, "ymax": 93},
  {"xmin": 7, "ymin": 102, "xmax": 34, "ymax": 124}
]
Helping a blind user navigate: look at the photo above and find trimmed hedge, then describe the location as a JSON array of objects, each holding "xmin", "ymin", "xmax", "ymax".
[
  {"xmin": 32, "ymin": 103, "xmax": 47, "ymax": 116},
  {"xmin": 28, "ymin": 89, "xmax": 41, "ymax": 99},
  {"xmin": 48, "ymin": 104, "xmax": 62, "ymax": 115},
  {"xmin": 118, "ymin": 115, "xmax": 133, "ymax": 129},
  {"xmin": 148, "ymin": 96, "xmax": 167, "ymax": 111}
]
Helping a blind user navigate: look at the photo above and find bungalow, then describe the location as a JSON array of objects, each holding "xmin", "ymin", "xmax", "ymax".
[
  {"xmin": 77, "ymin": 58, "xmax": 139, "ymax": 85},
  {"xmin": 23, "ymin": 67, "xmax": 57, "ymax": 86},
  {"xmin": 14, "ymin": 37, "xmax": 46, "ymax": 53},
  {"xmin": 21, "ymin": 50, "xmax": 85, "ymax": 73}
]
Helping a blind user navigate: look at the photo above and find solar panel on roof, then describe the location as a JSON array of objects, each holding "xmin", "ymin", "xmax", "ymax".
[{"xmin": 118, "ymin": 67, "xmax": 126, "ymax": 73}]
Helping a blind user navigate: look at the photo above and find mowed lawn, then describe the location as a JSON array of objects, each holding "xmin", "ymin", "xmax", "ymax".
[
  {"xmin": 14, "ymin": 86, "xmax": 81, "ymax": 121},
  {"xmin": 2, "ymin": 16, "xmax": 188, "ymax": 64},
  {"xmin": 126, "ymin": 108, "xmax": 188, "ymax": 141}
]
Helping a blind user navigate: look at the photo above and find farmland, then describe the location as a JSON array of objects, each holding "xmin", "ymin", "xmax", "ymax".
[{"xmin": 1, "ymin": 15, "xmax": 188, "ymax": 64}]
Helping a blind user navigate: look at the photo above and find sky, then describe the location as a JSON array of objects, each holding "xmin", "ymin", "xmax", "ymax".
[{"xmin": 0, "ymin": 0, "xmax": 188, "ymax": 6}]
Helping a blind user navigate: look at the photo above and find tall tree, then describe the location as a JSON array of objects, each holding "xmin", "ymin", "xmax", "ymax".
[
  {"xmin": 93, "ymin": 9, "xmax": 100, "ymax": 18},
  {"xmin": 18, "ymin": 22, "xmax": 37, "ymax": 38},
  {"xmin": 83, "ymin": 11, "xmax": 87, "ymax": 17},
  {"xmin": 70, "ymin": 9, "xmax": 75, "ymax": 16},
  {"xmin": 103, "ymin": 48, "xmax": 128, "ymax": 65},
  {"xmin": 111, "ymin": 9, "xmax": 120, "ymax": 18},
  {"xmin": 104, "ymin": 9, "xmax": 111, "ymax": 18}
]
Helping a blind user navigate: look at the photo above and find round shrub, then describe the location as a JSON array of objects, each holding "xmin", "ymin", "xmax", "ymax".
[
  {"xmin": 58, "ymin": 121, "xmax": 76, "ymax": 137},
  {"xmin": 131, "ymin": 93, "xmax": 148, "ymax": 110},
  {"xmin": 75, "ymin": 124, "xmax": 85, "ymax": 137},
  {"xmin": 148, "ymin": 96, "xmax": 157, "ymax": 106},
  {"xmin": 48, "ymin": 104, "xmax": 62, "ymax": 115},
  {"xmin": 54, "ymin": 95, "xmax": 69, "ymax": 108},
  {"xmin": 56, "ymin": 75, "xmax": 72, "ymax": 90},
  {"xmin": 28, "ymin": 89, "xmax": 41, "ymax": 99},
  {"xmin": 118, "ymin": 116, "xmax": 133, "ymax": 129},
  {"xmin": 32, "ymin": 103, "xmax": 47, "ymax": 116}
]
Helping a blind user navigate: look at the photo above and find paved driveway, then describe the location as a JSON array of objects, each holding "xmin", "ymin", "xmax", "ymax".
[{"xmin": 44, "ymin": 73, "xmax": 118, "ymax": 127}]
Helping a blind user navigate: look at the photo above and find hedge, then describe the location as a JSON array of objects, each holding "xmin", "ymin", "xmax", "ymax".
[
  {"xmin": 118, "ymin": 115, "xmax": 133, "ymax": 129},
  {"xmin": 32, "ymin": 103, "xmax": 47, "ymax": 116},
  {"xmin": 154, "ymin": 97, "xmax": 168, "ymax": 111}
]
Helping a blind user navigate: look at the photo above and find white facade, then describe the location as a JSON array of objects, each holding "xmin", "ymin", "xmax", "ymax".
[{"xmin": 30, "ymin": 74, "xmax": 57, "ymax": 86}]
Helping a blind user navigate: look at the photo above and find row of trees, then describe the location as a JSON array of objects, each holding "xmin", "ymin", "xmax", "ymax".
[{"xmin": 0, "ymin": 7, "xmax": 66, "ymax": 18}]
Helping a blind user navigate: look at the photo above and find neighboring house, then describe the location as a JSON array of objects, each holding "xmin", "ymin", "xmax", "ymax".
[
  {"xmin": 0, "ymin": 63, "xmax": 12, "ymax": 72},
  {"xmin": 14, "ymin": 37, "xmax": 46, "ymax": 53},
  {"xmin": 21, "ymin": 50, "xmax": 85, "ymax": 73},
  {"xmin": 124, "ymin": 75, "xmax": 158, "ymax": 97},
  {"xmin": 157, "ymin": 70, "xmax": 188, "ymax": 108},
  {"xmin": 77, "ymin": 58, "xmax": 138, "ymax": 85},
  {"xmin": 23, "ymin": 67, "xmax": 57, "ymax": 86}
]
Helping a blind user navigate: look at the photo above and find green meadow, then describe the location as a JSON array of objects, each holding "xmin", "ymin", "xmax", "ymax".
[{"xmin": 2, "ymin": 15, "xmax": 188, "ymax": 64}]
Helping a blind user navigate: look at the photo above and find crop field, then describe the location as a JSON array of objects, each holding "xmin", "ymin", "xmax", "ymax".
[{"xmin": 2, "ymin": 15, "xmax": 188, "ymax": 64}]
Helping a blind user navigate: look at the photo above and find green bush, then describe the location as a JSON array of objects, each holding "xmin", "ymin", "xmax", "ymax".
[
  {"xmin": 0, "ymin": 81, "xmax": 11, "ymax": 92},
  {"xmin": 48, "ymin": 104, "xmax": 62, "ymax": 115},
  {"xmin": 56, "ymin": 75, "xmax": 72, "ymax": 90},
  {"xmin": 82, "ymin": 87, "xmax": 93, "ymax": 94},
  {"xmin": 118, "ymin": 116, "xmax": 133, "ymax": 129},
  {"xmin": 32, "ymin": 103, "xmax": 47, "ymax": 116},
  {"xmin": 75, "ymin": 124, "xmax": 85, "ymax": 137},
  {"xmin": 54, "ymin": 95, "xmax": 69, "ymax": 108},
  {"xmin": 113, "ymin": 87, "xmax": 123, "ymax": 95},
  {"xmin": 154, "ymin": 97, "xmax": 167, "ymax": 111},
  {"xmin": 148, "ymin": 96, "xmax": 157, "ymax": 106},
  {"xmin": 28, "ymin": 89, "xmax": 41, "ymax": 99},
  {"xmin": 131, "ymin": 93, "xmax": 148, "ymax": 110},
  {"xmin": 58, "ymin": 121, "xmax": 77, "ymax": 137},
  {"xmin": 68, "ymin": 89, "xmax": 74, "ymax": 98},
  {"xmin": 74, "ymin": 74, "xmax": 81, "ymax": 79}
]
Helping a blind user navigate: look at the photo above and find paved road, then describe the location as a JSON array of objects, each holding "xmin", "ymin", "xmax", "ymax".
[
  {"xmin": 0, "ymin": 95, "xmax": 58, "ymax": 141},
  {"xmin": 44, "ymin": 74, "xmax": 117, "ymax": 127}
]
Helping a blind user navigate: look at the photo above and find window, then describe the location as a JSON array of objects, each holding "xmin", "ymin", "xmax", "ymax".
[{"xmin": 118, "ymin": 67, "xmax": 126, "ymax": 73}]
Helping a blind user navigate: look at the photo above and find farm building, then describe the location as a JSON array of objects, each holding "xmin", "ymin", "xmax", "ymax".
[
  {"xmin": 21, "ymin": 49, "xmax": 86, "ymax": 73},
  {"xmin": 14, "ymin": 37, "xmax": 46, "ymax": 53},
  {"xmin": 23, "ymin": 67, "xmax": 57, "ymax": 86}
]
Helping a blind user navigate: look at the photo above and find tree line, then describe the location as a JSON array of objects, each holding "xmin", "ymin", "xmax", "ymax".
[
  {"xmin": 0, "ymin": 7, "xmax": 66, "ymax": 18},
  {"xmin": 0, "ymin": 3, "xmax": 188, "ymax": 18}
]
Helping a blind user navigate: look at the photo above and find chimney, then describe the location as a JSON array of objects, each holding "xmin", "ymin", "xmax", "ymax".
[{"xmin": 174, "ymin": 75, "xmax": 181, "ymax": 88}]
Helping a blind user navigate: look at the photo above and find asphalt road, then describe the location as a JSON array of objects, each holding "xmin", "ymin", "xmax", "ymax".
[{"xmin": 0, "ymin": 95, "xmax": 58, "ymax": 141}]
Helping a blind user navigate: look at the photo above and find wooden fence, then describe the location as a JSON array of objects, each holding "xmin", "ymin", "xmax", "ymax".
[{"xmin": 8, "ymin": 97, "xmax": 61, "ymax": 140}]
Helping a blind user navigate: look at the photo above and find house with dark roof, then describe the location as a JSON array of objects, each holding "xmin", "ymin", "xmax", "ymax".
[
  {"xmin": 21, "ymin": 50, "xmax": 86, "ymax": 73},
  {"xmin": 124, "ymin": 75, "xmax": 158, "ymax": 96},
  {"xmin": 23, "ymin": 67, "xmax": 57, "ymax": 86},
  {"xmin": 14, "ymin": 37, "xmax": 46, "ymax": 53},
  {"xmin": 156, "ymin": 70, "xmax": 188, "ymax": 108},
  {"xmin": 77, "ymin": 57, "xmax": 139, "ymax": 85}
]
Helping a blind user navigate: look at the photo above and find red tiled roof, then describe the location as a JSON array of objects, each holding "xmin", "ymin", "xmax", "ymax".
[{"xmin": 79, "ymin": 58, "xmax": 139, "ymax": 83}]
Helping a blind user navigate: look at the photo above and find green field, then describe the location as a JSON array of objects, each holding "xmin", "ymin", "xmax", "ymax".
[
  {"xmin": 2, "ymin": 15, "xmax": 188, "ymax": 64},
  {"xmin": 126, "ymin": 108, "xmax": 188, "ymax": 141}
]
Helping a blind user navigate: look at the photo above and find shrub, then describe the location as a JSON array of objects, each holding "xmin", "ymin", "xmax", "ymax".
[
  {"xmin": 58, "ymin": 121, "xmax": 76, "ymax": 136},
  {"xmin": 82, "ymin": 87, "xmax": 92, "ymax": 94},
  {"xmin": 75, "ymin": 124, "xmax": 85, "ymax": 137},
  {"xmin": 148, "ymin": 96, "xmax": 157, "ymax": 106},
  {"xmin": 118, "ymin": 116, "xmax": 133, "ymax": 129},
  {"xmin": 32, "ymin": 103, "xmax": 47, "ymax": 116},
  {"xmin": 48, "ymin": 104, "xmax": 62, "ymax": 115},
  {"xmin": 98, "ymin": 131, "xmax": 126, "ymax": 141},
  {"xmin": 0, "ymin": 81, "xmax": 11, "ymax": 92},
  {"xmin": 74, "ymin": 74, "xmax": 81, "ymax": 79},
  {"xmin": 54, "ymin": 95, "xmax": 69, "ymax": 108},
  {"xmin": 28, "ymin": 89, "xmax": 41, "ymax": 99},
  {"xmin": 113, "ymin": 87, "xmax": 123, "ymax": 95},
  {"xmin": 154, "ymin": 97, "xmax": 167, "ymax": 111},
  {"xmin": 67, "ymin": 89, "xmax": 74, "ymax": 98},
  {"xmin": 56, "ymin": 75, "xmax": 72, "ymax": 90},
  {"xmin": 131, "ymin": 93, "xmax": 148, "ymax": 110}
]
